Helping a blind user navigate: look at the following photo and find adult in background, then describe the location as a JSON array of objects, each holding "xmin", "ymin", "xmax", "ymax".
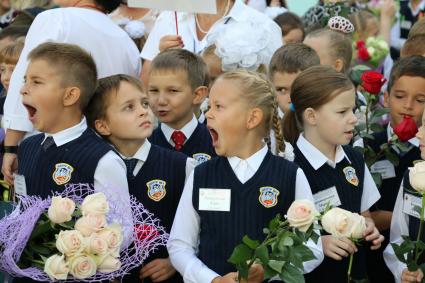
[
  {"xmin": 2, "ymin": 0, "xmax": 141, "ymax": 185},
  {"xmin": 140, "ymin": 0, "xmax": 282, "ymax": 85}
]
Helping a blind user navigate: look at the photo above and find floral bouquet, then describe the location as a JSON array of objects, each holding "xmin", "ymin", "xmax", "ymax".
[
  {"xmin": 228, "ymin": 200, "xmax": 320, "ymax": 283},
  {"xmin": 0, "ymin": 184, "xmax": 168, "ymax": 281},
  {"xmin": 354, "ymin": 37, "xmax": 389, "ymax": 69}
]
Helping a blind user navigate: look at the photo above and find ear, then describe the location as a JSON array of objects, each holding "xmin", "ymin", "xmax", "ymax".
[
  {"xmin": 192, "ymin": 86, "xmax": 209, "ymax": 105},
  {"xmin": 94, "ymin": 119, "xmax": 111, "ymax": 137},
  {"xmin": 63, "ymin": 87, "xmax": 81, "ymax": 107},
  {"xmin": 333, "ymin": 58, "xmax": 344, "ymax": 73},
  {"xmin": 303, "ymin": 107, "xmax": 317, "ymax": 126},
  {"xmin": 246, "ymin": 107, "xmax": 263, "ymax": 130},
  {"xmin": 383, "ymin": 91, "xmax": 390, "ymax": 108}
]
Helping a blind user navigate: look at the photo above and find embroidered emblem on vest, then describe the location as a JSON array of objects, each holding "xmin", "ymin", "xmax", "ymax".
[
  {"xmin": 52, "ymin": 163, "xmax": 74, "ymax": 185},
  {"xmin": 343, "ymin": 166, "xmax": 359, "ymax": 186},
  {"xmin": 146, "ymin": 179, "xmax": 167, "ymax": 202},
  {"xmin": 259, "ymin": 186, "xmax": 280, "ymax": 208},
  {"xmin": 193, "ymin": 153, "xmax": 211, "ymax": 164}
]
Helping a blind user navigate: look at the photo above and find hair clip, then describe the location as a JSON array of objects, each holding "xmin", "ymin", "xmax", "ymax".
[
  {"xmin": 327, "ymin": 16, "xmax": 354, "ymax": 34},
  {"xmin": 289, "ymin": 103, "xmax": 295, "ymax": 112}
]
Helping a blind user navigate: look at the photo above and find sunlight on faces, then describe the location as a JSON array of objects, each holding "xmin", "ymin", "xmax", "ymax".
[
  {"xmin": 206, "ymin": 79, "xmax": 257, "ymax": 157},
  {"xmin": 0, "ymin": 63, "xmax": 15, "ymax": 91},
  {"xmin": 21, "ymin": 59, "xmax": 70, "ymax": 133},
  {"xmin": 416, "ymin": 110, "xmax": 425, "ymax": 159},
  {"xmin": 306, "ymin": 88, "xmax": 357, "ymax": 149},
  {"xmin": 96, "ymin": 81, "xmax": 154, "ymax": 143},
  {"xmin": 148, "ymin": 69, "xmax": 197, "ymax": 130},
  {"xmin": 304, "ymin": 36, "xmax": 335, "ymax": 68},
  {"xmin": 384, "ymin": 76, "xmax": 425, "ymax": 127},
  {"xmin": 272, "ymin": 71, "xmax": 299, "ymax": 114}
]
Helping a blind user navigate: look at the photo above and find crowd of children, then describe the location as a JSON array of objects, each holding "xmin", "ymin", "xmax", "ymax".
[{"xmin": 1, "ymin": 0, "xmax": 425, "ymax": 283}]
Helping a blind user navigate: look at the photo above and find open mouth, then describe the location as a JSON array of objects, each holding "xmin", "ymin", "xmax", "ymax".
[
  {"xmin": 23, "ymin": 103, "xmax": 37, "ymax": 119},
  {"xmin": 208, "ymin": 126, "xmax": 219, "ymax": 145}
]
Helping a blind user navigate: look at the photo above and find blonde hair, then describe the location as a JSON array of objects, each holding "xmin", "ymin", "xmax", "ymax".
[
  {"xmin": 218, "ymin": 69, "xmax": 285, "ymax": 154},
  {"xmin": 0, "ymin": 37, "xmax": 24, "ymax": 65}
]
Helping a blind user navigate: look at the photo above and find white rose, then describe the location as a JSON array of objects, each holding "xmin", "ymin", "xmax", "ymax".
[
  {"xmin": 85, "ymin": 234, "xmax": 109, "ymax": 256},
  {"xmin": 44, "ymin": 254, "xmax": 69, "ymax": 280},
  {"xmin": 56, "ymin": 230, "xmax": 85, "ymax": 257},
  {"xmin": 97, "ymin": 224, "xmax": 123, "ymax": 253},
  {"xmin": 287, "ymin": 199, "xmax": 318, "ymax": 232},
  {"xmin": 409, "ymin": 161, "xmax": 425, "ymax": 193},
  {"xmin": 48, "ymin": 196, "xmax": 75, "ymax": 224},
  {"xmin": 68, "ymin": 254, "xmax": 97, "ymax": 279},
  {"xmin": 322, "ymin": 208, "xmax": 366, "ymax": 239},
  {"xmin": 367, "ymin": 47, "xmax": 376, "ymax": 56},
  {"xmin": 75, "ymin": 214, "xmax": 106, "ymax": 237},
  {"xmin": 348, "ymin": 213, "xmax": 366, "ymax": 239},
  {"xmin": 97, "ymin": 255, "xmax": 121, "ymax": 273},
  {"xmin": 81, "ymin": 192, "xmax": 109, "ymax": 216}
]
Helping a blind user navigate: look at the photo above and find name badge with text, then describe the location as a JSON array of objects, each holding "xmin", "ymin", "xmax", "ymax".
[
  {"xmin": 199, "ymin": 188, "xmax": 231, "ymax": 212},
  {"xmin": 371, "ymin": 160, "xmax": 396, "ymax": 180},
  {"xmin": 313, "ymin": 186, "xmax": 341, "ymax": 212},
  {"xmin": 403, "ymin": 193, "xmax": 423, "ymax": 219},
  {"xmin": 13, "ymin": 174, "xmax": 27, "ymax": 196}
]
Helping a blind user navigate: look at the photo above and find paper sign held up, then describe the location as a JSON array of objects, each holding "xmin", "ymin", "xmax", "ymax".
[{"xmin": 128, "ymin": 0, "xmax": 217, "ymax": 14}]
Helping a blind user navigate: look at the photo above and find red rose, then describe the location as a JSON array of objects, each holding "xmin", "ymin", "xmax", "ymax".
[
  {"xmin": 357, "ymin": 47, "xmax": 370, "ymax": 61},
  {"xmin": 361, "ymin": 71, "xmax": 387, "ymax": 94},
  {"xmin": 135, "ymin": 224, "xmax": 158, "ymax": 242},
  {"xmin": 393, "ymin": 116, "xmax": 418, "ymax": 142},
  {"xmin": 356, "ymin": 40, "xmax": 366, "ymax": 49}
]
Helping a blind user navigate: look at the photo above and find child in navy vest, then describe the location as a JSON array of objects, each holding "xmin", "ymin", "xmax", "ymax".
[
  {"xmin": 147, "ymin": 49, "xmax": 216, "ymax": 165},
  {"xmin": 86, "ymin": 74, "xmax": 197, "ymax": 283},
  {"xmin": 168, "ymin": 70, "xmax": 324, "ymax": 283},
  {"xmin": 283, "ymin": 65, "xmax": 384, "ymax": 283},
  {"xmin": 15, "ymin": 43, "xmax": 132, "ymax": 283},
  {"xmin": 356, "ymin": 56, "xmax": 425, "ymax": 283},
  {"xmin": 383, "ymin": 108, "xmax": 425, "ymax": 283}
]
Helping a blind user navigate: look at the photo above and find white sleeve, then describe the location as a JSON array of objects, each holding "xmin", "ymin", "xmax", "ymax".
[
  {"xmin": 140, "ymin": 11, "xmax": 176, "ymax": 61},
  {"xmin": 383, "ymin": 182, "xmax": 409, "ymax": 283},
  {"xmin": 4, "ymin": 11, "xmax": 64, "ymax": 132},
  {"xmin": 360, "ymin": 164, "xmax": 381, "ymax": 212},
  {"xmin": 167, "ymin": 171, "xmax": 220, "ymax": 283},
  {"xmin": 390, "ymin": 17, "xmax": 406, "ymax": 50},
  {"xmin": 294, "ymin": 168, "xmax": 324, "ymax": 273},
  {"xmin": 94, "ymin": 150, "xmax": 133, "ymax": 249},
  {"xmin": 185, "ymin": 157, "xmax": 197, "ymax": 183}
]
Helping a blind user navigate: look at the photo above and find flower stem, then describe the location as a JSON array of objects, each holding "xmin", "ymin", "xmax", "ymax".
[
  {"xmin": 347, "ymin": 253, "xmax": 354, "ymax": 283},
  {"xmin": 365, "ymin": 96, "xmax": 370, "ymax": 135},
  {"xmin": 414, "ymin": 194, "xmax": 425, "ymax": 265}
]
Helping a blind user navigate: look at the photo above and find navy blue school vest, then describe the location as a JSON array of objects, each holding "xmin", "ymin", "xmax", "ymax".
[
  {"xmin": 294, "ymin": 145, "xmax": 367, "ymax": 282},
  {"xmin": 192, "ymin": 152, "xmax": 298, "ymax": 275},
  {"xmin": 400, "ymin": 0, "xmax": 425, "ymax": 39},
  {"xmin": 125, "ymin": 145, "xmax": 186, "ymax": 283},
  {"xmin": 18, "ymin": 129, "xmax": 112, "ymax": 198},
  {"xmin": 149, "ymin": 122, "xmax": 216, "ymax": 164}
]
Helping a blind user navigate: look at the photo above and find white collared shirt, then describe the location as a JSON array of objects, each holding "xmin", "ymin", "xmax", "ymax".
[
  {"xmin": 168, "ymin": 145, "xmax": 324, "ymax": 283},
  {"xmin": 4, "ymin": 7, "xmax": 141, "ymax": 133},
  {"xmin": 38, "ymin": 117, "xmax": 133, "ymax": 248},
  {"xmin": 383, "ymin": 183, "xmax": 409, "ymax": 283},
  {"xmin": 296, "ymin": 134, "xmax": 381, "ymax": 212},
  {"xmin": 161, "ymin": 115, "xmax": 198, "ymax": 147},
  {"xmin": 141, "ymin": 0, "xmax": 282, "ymax": 60},
  {"xmin": 121, "ymin": 139, "xmax": 197, "ymax": 182}
]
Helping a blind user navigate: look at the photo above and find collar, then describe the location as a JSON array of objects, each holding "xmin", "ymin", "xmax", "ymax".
[
  {"xmin": 387, "ymin": 124, "xmax": 419, "ymax": 147},
  {"xmin": 296, "ymin": 134, "xmax": 351, "ymax": 170},
  {"xmin": 408, "ymin": 0, "xmax": 425, "ymax": 16},
  {"xmin": 161, "ymin": 115, "xmax": 198, "ymax": 143},
  {"xmin": 227, "ymin": 145, "xmax": 268, "ymax": 172},
  {"xmin": 130, "ymin": 140, "xmax": 151, "ymax": 162},
  {"xmin": 198, "ymin": 112, "xmax": 206, "ymax": 124},
  {"xmin": 42, "ymin": 117, "xmax": 87, "ymax": 146}
]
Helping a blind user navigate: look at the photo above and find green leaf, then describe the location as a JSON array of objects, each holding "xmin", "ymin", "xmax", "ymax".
[
  {"xmin": 32, "ymin": 245, "xmax": 52, "ymax": 255},
  {"xmin": 268, "ymin": 260, "xmax": 285, "ymax": 273},
  {"xmin": 228, "ymin": 243, "xmax": 253, "ymax": 265},
  {"xmin": 413, "ymin": 205, "xmax": 422, "ymax": 217},
  {"xmin": 370, "ymin": 123, "xmax": 384, "ymax": 133},
  {"xmin": 371, "ymin": 172, "xmax": 382, "ymax": 188},
  {"xmin": 268, "ymin": 214, "xmax": 280, "ymax": 231},
  {"xmin": 30, "ymin": 220, "xmax": 54, "ymax": 240},
  {"xmin": 370, "ymin": 108, "xmax": 391, "ymax": 119},
  {"xmin": 255, "ymin": 245, "xmax": 269, "ymax": 264},
  {"xmin": 278, "ymin": 235, "xmax": 294, "ymax": 250},
  {"xmin": 292, "ymin": 245, "xmax": 316, "ymax": 262},
  {"xmin": 279, "ymin": 263, "xmax": 305, "ymax": 283},
  {"xmin": 263, "ymin": 265, "xmax": 278, "ymax": 280},
  {"xmin": 385, "ymin": 150, "xmax": 399, "ymax": 166},
  {"xmin": 242, "ymin": 235, "xmax": 260, "ymax": 249},
  {"xmin": 362, "ymin": 133, "xmax": 375, "ymax": 140}
]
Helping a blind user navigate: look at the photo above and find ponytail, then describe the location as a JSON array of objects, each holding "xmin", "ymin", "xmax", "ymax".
[{"xmin": 282, "ymin": 108, "xmax": 300, "ymax": 146}]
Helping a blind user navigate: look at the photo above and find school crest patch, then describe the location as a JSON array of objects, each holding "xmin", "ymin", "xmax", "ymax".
[
  {"xmin": 259, "ymin": 186, "xmax": 280, "ymax": 208},
  {"xmin": 343, "ymin": 166, "xmax": 359, "ymax": 186},
  {"xmin": 146, "ymin": 179, "xmax": 167, "ymax": 202},
  {"xmin": 52, "ymin": 163, "xmax": 74, "ymax": 185},
  {"xmin": 192, "ymin": 153, "xmax": 211, "ymax": 164}
]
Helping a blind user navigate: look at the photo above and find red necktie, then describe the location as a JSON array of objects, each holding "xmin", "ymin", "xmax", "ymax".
[{"xmin": 171, "ymin": 130, "xmax": 186, "ymax": 151}]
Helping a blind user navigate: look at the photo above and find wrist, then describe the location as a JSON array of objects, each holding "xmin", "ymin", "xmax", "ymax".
[{"xmin": 3, "ymin": 145, "xmax": 18, "ymax": 154}]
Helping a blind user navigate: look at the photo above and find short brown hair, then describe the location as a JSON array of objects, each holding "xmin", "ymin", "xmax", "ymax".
[
  {"xmin": 85, "ymin": 74, "xmax": 144, "ymax": 131},
  {"xmin": 269, "ymin": 43, "xmax": 320, "ymax": 77},
  {"xmin": 149, "ymin": 48, "xmax": 210, "ymax": 90},
  {"xmin": 408, "ymin": 18, "xmax": 425, "ymax": 38},
  {"xmin": 28, "ymin": 42, "xmax": 97, "ymax": 110},
  {"xmin": 401, "ymin": 35, "xmax": 425, "ymax": 57},
  {"xmin": 283, "ymin": 65, "xmax": 354, "ymax": 145},
  {"xmin": 274, "ymin": 12, "xmax": 304, "ymax": 38},
  {"xmin": 387, "ymin": 55, "xmax": 425, "ymax": 93},
  {"xmin": 0, "ymin": 38, "xmax": 24, "ymax": 65}
]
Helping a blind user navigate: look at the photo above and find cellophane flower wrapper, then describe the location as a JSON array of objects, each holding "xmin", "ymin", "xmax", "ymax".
[{"xmin": 0, "ymin": 183, "xmax": 168, "ymax": 282}]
